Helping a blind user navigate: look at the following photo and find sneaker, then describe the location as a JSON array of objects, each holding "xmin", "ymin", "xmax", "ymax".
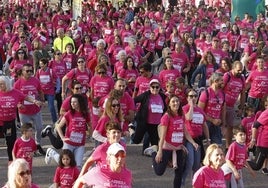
[
  {"xmin": 262, "ymin": 168, "xmax": 268, "ymax": 175},
  {"xmin": 143, "ymin": 145, "xmax": 158, "ymax": 157},
  {"xmin": 41, "ymin": 125, "xmax": 52, "ymax": 138},
  {"xmin": 128, "ymin": 123, "xmax": 135, "ymax": 136},
  {"xmin": 16, "ymin": 124, "xmax": 21, "ymax": 129},
  {"xmin": 37, "ymin": 145, "xmax": 46, "ymax": 156},
  {"xmin": 45, "ymin": 148, "xmax": 56, "ymax": 165}
]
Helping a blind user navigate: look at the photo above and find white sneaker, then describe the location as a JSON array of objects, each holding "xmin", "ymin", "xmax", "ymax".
[
  {"xmin": 143, "ymin": 145, "xmax": 158, "ymax": 157},
  {"xmin": 45, "ymin": 148, "xmax": 55, "ymax": 165}
]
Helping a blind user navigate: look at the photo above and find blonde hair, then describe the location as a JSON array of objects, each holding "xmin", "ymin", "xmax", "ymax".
[{"xmin": 203, "ymin": 144, "xmax": 223, "ymax": 166}]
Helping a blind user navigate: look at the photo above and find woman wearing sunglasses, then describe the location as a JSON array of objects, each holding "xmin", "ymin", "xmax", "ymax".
[
  {"xmin": 181, "ymin": 89, "xmax": 210, "ymax": 187},
  {"xmin": 131, "ymin": 79, "xmax": 167, "ymax": 154},
  {"xmin": 3, "ymin": 158, "xmax": 39, "ymax": 188}
]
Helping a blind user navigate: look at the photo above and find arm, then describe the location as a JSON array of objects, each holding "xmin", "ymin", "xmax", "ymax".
[
  {"xmin": 55, "ymin": 117, "xmax": 67, "ymax": 141},
  {"xmin": 221, "ymin": 102, "xmax": 226, "ymax": 127},
  {"xmin": 245, "ymin": 161, "xmax": 256, "ymax": 178},
  {"xmin": 124, "ymin": 110, "xmax": 135, "ymax": 123},
  {"xmin": 202, "ymin": 122, "xmax": 210, "ymax": 143},
  {"xmin": 92, "ymin": 130, "xmax": 107, "ymax": 143},
  {"xmin": 61, "ymin": 75, "xmax": 68, "ymax": 99},
  {"xmin": 79, "ymin": 156, "xmax": 95, "ymax": 177},
  {"xmin": 73, "ymin": 177, "xmax": 86, "ymax": 188},
  {"xmin": 226, "ymin": 159, "xmax": 240, "ymax": 180},
  {"xmin": 184, "ymin": 104, "xmax": 194, "ymax": 120}
]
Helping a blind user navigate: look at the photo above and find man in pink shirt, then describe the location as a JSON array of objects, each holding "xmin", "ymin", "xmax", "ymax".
[
  {"xmin": 198, "ymin": 72, "xmax": 226, "ymax": 145},
  {"xmin": 14, "ymin": 63, "xmax": 46, "ymax": 155},
  {"xmin": 222, "ymin": 61, "xmax": 246, "ymax": 150}
]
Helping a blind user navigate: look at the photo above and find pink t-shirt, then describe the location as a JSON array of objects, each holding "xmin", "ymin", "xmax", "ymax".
[
  {"xmin": 36, "ymin": 68, "xmax": 57, "ymax": 95},
  {"xmin": 90, "ymin": 75, "xmax": 115, "ymax": 98},
  {"xmin": 83, "ymin": 165, "xmax": 132, "ymax": 188},
  {"xmin": 14, "ymin": 77, "xmax": 42, "ymax": 115},
  {"xmin": 159, "ymin": 69, "xmax": 181, "ymax": 89},
  {"xmin": 182, "ymin": 105, "xmax": 206, "ymax": 138},
  {"xmin": 147, "ymin": 94, "xmax": 164, "ymax": 124},
  {"xmin": 134, "ymin": 75, "xmax": 158, "ymax": 96},
  {"xmin": 199, "ymin": 87, "xmax": 225, "ymax": 119},
  {"xmin": 53, "ymin": 166, "xmax": 80, "ymax": 188},
  {"xmin": 49, "ymin": 60, "xmax": 67, "ymax": 80},
  {"xmin": 0, "ymin": 89, "xmax": 26, "ymax": 121},
  {"xmin": 118, "ymin": 69, "xmax": 139, "ymax": 92},
  {"xmin": 223, "ymin": 72, "xmax": 245, "ymax": 107},
  {"xmin": 256, "ymin": 109, "xmax": 268, "ymax": 147},
  {"xmin": 95, "ymin": 116, "xmax": 120, "ymax": 138},
  {"xmin": 225, "ymin": 142, "xmax": 248, "ymax": 170},
  {"xmin": 160, "ymin": 113, "xmax": 184, "ymax": 148},
  {"xmin": 13, "ymin": 137, "xmax": 37, "ymax": 170},
  {"xmin": 241, "ymin": 115, "xmax": 255, "ymax": 147},
  {"xmin": 64, "ymin": 111, "xmax": 90, "ymax": 146},
  {"xmin": 192, "ymin": 166, "xmax": 226, "ymax": 188},
  {"xmin": 246, "ymin": 70, "xmax": 268, "ymax": 98},
  {"xmin": 170, "ymin": 52, "xmax": 189, "ymax": 74}
]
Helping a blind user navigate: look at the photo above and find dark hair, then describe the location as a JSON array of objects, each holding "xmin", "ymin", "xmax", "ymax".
[
  {"xmin": 58, "ymin": 149, "xmax": 76, "ymax": 168},
  {"xmin": 233, "ymin": 125, "xmax": 246, "ymax": 135},
  {"xmin": 138, "ymin": 62, "xmax": 151, "ymax": 72},
  {"xmin": 166, "ymin": 94, "xmax": 183, "ymax": 116},
  {"xmin": 71, "ymin": 80, "xmax": 81, "ymax": 89},
  {"xmin": 105, "ymin": 121, "xmax": 122, "ymax": 131},
  {"xmin": 39, "ymin": 58, "xmax": 49, "ymax": 65},
  {"xmin": 21, "ymin": 122, "xmax": 33, "ymax": 133},
  {"xmin": 123, "ymin": 56, "xmax": 136, "ymax": 69},
  {"xmin": 70, "ymin": 94, "xmax": 89, "ymax": 119}
]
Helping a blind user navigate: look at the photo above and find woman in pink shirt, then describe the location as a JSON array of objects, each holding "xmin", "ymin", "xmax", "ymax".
[{"xmin": 192, "ymin": 144, "xmax": 226, "ymax": 188}]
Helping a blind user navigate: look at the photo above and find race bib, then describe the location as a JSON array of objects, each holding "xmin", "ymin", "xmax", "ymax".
[
  {"xmin": 151, "ymin": 104, "xmax": 163, "ymax": 113},
  {"xmin": 192, "ymin": 113, "xmax": 204, "ymax": 124},
  {"xmin": 158, "ymin": 41, "xmax": 164, "ymax": 46},
  {"xmin": 70, "ymin": 132, "xmax": 83, "ymax": 143},
  {"xmin": 40, "ymin": 75, "xmax": 50, "ymax": 84},
  {"xmin": 171, "ymin": 132, "xmax": 183, "ymax": 143},
  {"xmin": 173, "ymin": 64, "xmax": 182, "ymax": 72},
  {"xmin": 92, "ymin": 107, "xmax": 100, "ymax": 115},
  {"xmin": 24, "ymin": 94, "xmax": 35, "ymax": 105}
]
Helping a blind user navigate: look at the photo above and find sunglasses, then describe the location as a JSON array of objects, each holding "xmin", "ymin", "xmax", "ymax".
[
  {"xmin": 98, "ymin": 71, "xmax": 105, "ymax": 74},
  {"xmin": 151, "ymin": 85, "xmax": 160, "ymax": 89},
  {"xmin": 77, "ymin": 60, "xmax": 85, "ymax": 64},
  {"xmin": 250, "ymin": 37, "xmax": 255, "ymax": 40},
  {"xmin": 18, "ymin": 170, "xmax": 31, "ymax": 176},
  {"xmin": 74, "ymin": 87, "xmax": 82, "ymax": 90},
  {"xmin": 20, "ymin": 36, "xmax": 26, "ymax": 39},
  {"xmin": 55, "ymin": 53, "xmax": 62, "ymax": 55},
  {"xmin": 111, "ymin": 103, "xmax": 120, "ymax": 108},
  {"xmin": 139, "ymin": 71, "xmax": 145, "ymax": 74},
  {"xmin": 114, "ymin": 152, "xmax": 126, "ymax": 158},
  {"xmin": 25, "ymin": 70, "xmax": 33, "ymax": 73},
  {"xmin": 188, "ymin": 94, "xmax": 197, "ymax": 98},
  {"xmin": 18, "ymin": 52, "xmax": 24, "ymax": 54},
  {"xmin": 20, "ymin": 46, "xmax": 27, "ymax": 48}
]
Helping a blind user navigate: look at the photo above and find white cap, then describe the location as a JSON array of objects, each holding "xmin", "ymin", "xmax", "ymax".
[
  {"xmin": 149, "ymin": 79, "xmax": 160, "ymax": 85},
  {"xmin": 221, "ymin": 23, "xmax": 227, "ymax": 28},
  {"xmin": 107, "ymin": 143, "xmax": 125, "ymax": 155}
]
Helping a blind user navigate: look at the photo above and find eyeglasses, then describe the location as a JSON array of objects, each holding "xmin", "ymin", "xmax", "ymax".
[
  {"xmin": 74, "ymin": 87, "xmax": 82, "ymax": 90},
  {"xmin": 55, "ymin": 53, "xmax": 62, "ymax": 55},
  {"xmin": 98, "ymin": 71, "xmax": 106, "ymax": 74},
  {"xmin": 111, "ymin": 103, "xmax": 120, "ymax": 108},
  {"xmin": 114, "ymin": 152, "xmax": 126, "ymax": 158},
  {"xmin": 151, "ymin": 85, "xmax": 160, "ymax": 89},
  {"xmin": 20, "ymin": 46, "xmax": 27, "ymax": 48},
  {"xmin": 188, "ymin": 94, "xmax": 197, "ymax": 98},
  {"xmin": 18, "ymin": 170, "xmax": 31, "ymax": 176},
  {"xmin": 77, "ymin": 61, "xmax": 85, "ymax": 64},
  {"xmin": 18, "ymin": 52, "xmax": 24, "ymax": 54},
  {"xmin": 25, "ymin": 70, "xmax": 33, "ymax": 73}
]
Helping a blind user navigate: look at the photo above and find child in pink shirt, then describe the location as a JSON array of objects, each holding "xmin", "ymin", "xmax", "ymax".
[{"xmin": 221, "ymin": 126, "xmax": 255, "ymax": 187}]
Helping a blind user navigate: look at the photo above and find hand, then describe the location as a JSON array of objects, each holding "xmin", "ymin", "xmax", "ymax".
[
  {"xmin": 234, "ymin": 170, "xmax": 241, "ymax": 180},
  {"xmin": 212, "ymin": 119, "xmax": 222, "ymax": 126},
  {"xmin": 192, "ymin": 142, "xmax": 199, "ymax": 151},
  {"xmin": 155, "ymin": 151, "xmax": 162, "ymax": 163},
  {"xmin": 249, "ymin": 140, "xmax": 256, "ymax": 148}
]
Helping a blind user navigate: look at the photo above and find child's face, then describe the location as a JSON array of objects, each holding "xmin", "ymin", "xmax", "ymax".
[
  {"xmin": 24, "ymin": 128, "xmax": 33, "ymax": 138},
  {"xmin": 246, "ymin": 109, "xmax": 254, "ymax": 116},
  {"xmin": 234, "ymin": 132, "xmax": 246, "ymax": 144},
  {"xmin": 62, "ymin": 155, "xmax": 71, "ymax": 167},
  {"xmin": 166, "ymin": 85, "xmax": 175, "ymax": 93},
  {"xmin": 107, "ymin": 129, "xmax": 122, "ymax": 144}
]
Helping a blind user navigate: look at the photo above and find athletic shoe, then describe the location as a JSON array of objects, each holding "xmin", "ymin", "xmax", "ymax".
[
  {"xmin": 128, "ymin": 123, "xmax": 135, "ymax": 136},
  {"xmin": 262, "ymin": 168, "xmax": 268, "ymax": 175},
  {"xmin": 45, "ymin": 148, "xmax": 56, "ymax": 165},
  {"xmin": 143, "ymin": 145, "xmax": 158, "ymax": 157},
  {"xmin": 37, "ymin": 145, "xmax": 46, "ymax": 156},
  {"xmin": 41, "ymin": 125, "xmax": 52, "ymax": 138}
]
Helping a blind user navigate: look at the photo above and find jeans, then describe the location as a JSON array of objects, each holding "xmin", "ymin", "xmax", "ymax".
[
  {"xmin": 19, "ymin": 111, "xmax": 43, "ymax": 145},
  {"xmin": 181, "ymin": 140, "xmax": 201, "ymax": 186},
  {"xmin": 45, "ymin": 94, "xmax": 57, "ymax": 123},
  {"xmin": 207, "ymin": 121, "xmax": 222, "ymax": 145},
  {"xmin": 63, "ymin": 142, "xmax": 85, "ymax": 169},
  {"xmin": 152, "ymin": 149, "xmax": 184, "ymax": 188}
]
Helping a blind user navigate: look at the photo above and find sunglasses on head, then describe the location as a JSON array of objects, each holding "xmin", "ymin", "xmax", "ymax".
[
  {"xmin": 111, "ymin": 103, "xmax": 120, "ymax": 108},
  {"xmin": 18, "ymin": 170, "xmax": 31, "ymax": 176}
]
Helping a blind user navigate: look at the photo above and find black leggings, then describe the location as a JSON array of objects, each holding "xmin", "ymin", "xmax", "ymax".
[
  {"xmin": 132, "ymin": 122, "xmax": 158, "ymax": 146},
  {"xmin": 152, "ymin": 149, "xmax": 184, "ymax": 188},
  {"xmin": 248, "ymin": 146, "xmax": 268, "ymax": 170},
  {"xmin": 0, "ymin": 120, "xmax": 16, "ymax": 161}
]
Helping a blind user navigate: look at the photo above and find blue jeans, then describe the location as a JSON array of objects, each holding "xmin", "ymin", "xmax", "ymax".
[
  {"xmin": 181, "ymin": 140, "xmax": 201, "ymax": 186},
  {"xmin": 207, "ymin": 121, "xmax": 222, "ymax": 145},
  {"xmin": 45, "ymin": 94, "xmax": 57, "ymax": 123}
]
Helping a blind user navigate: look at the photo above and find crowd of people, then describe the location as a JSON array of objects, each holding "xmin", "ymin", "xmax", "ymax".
[{"xmin": 1, "ymin": 0, "xmax": 268, "ymax": 187}]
